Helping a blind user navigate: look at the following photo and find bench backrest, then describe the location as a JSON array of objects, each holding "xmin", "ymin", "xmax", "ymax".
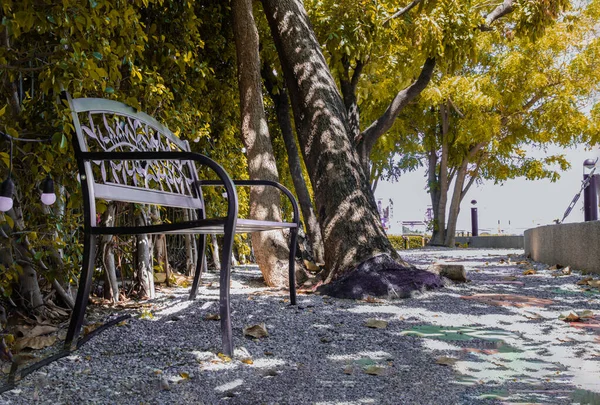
[{"xmin": 67, "ymin": 96, "xmax": 203, "ymax": 224}]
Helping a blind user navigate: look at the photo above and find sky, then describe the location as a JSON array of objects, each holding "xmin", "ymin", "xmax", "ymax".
[{"xmin": 374, "ymin": 145, "xmax": 600, "ymax": 236}]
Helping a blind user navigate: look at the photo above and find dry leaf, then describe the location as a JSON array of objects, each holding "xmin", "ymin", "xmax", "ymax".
[
  {"xmin": 217, "ymin": 353, "xmax": 232, "ymax": 362},
  {"xmin": 243, "ymin": 323, "xmax": 269, "ymax": 339},
  {"xmin": 436, "ymin": 356, "xmax": 458, "ymax": 366},
  {"xmin": 523, "ymin": 269, "xmax": 537, "ymax": 275},
  {"xmin": 549, "ymin": 264, "xmax": 563, "ymax": 270},
  {"xmin": 561, "ymin": 266, "xmax": 571, "ymax": 275},
  {"xmin": 83, "ymin": 323, "xmax": 102, "ymax": 335},
  {"xmin": 117, "ymin": 320, "xmax": 128, "ymax": 327},
  {"xmin": 204, "ymin": 313, "xmax": 220, "ymax": 321},
  {"xmin": 364, "ymin": 296, "xmax": 383, "ymax": 304},
  {"xmin": 179, "ymin": 372, "xmax": 190, "ymax": 380},
  {"xmin": 516, "ymin": 261, "xmax": 529, "ymax": 265},
  {"xmin": 14, "ymin": 335, "xmax": 57, "ymax": 351},
  {"xmin": 241, "ymin": 358, "xmax": 254, "ymax": 365},
  {"xmin": 577, "ymin": 277, "xmax": 593, "ymax": 285},
  {"xmin": 363, "ymin": 365, "xmax": 385, "ymax": 375},
  {"xmin": 588, "ymin": 280, "xmax": 600, "ymax": 288},
  {"xmin": 22, "ymin": 325, "xmax": 58, "ymax": 338},
  {"xmin": 561, "ymin": 313, "xmax": 581, "ymax": 322},
  {"xmin": 365, "ymin": 319, "xmax": 388, "ymax": 329}
]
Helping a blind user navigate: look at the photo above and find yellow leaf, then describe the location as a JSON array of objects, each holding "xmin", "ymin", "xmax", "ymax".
[
  {"xmin": 560, "ymin": 313, "xmax": 581, "ymax": 322},
  {"xmin": 217, "ymin": 353, "xmax": 231, "ymax": 362},
  {"xmin": 5, "ymin": 215, "xmax": 14, "ymax": 229},
  {"xmin": 523, "ymin": 269, "xmax": 536, "ymax": 275},
  {"xmin": 241, "ymin": 358, "xmax": 253, "ymax": 365},
  {"xmin": 179, "ymin": 372, "xmax": 190, "ymax": 379}
]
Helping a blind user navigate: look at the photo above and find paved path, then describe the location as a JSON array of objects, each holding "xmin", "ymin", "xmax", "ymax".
[{"xmin": 1, "ymin": 248, "xmax": 599, "ymax": 404}]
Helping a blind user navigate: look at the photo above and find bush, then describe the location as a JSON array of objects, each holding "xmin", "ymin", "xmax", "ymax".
[{"xmin": 388, "ymin": 235, "xmax": 426, "ymax": 250}]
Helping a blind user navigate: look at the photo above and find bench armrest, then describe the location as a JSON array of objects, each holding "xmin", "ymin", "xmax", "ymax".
[
  {"xmin": 78, "ymin": 151, "xmax": 238, "ymax": 227},
  {"xmin": 197, "ymin": 180, "xmax": 300, "ymax": 227}
]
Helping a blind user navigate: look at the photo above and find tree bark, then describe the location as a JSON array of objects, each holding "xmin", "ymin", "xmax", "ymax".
[
  {"xmin": 430, "ymin": 104, "xmax": 449, "ymax": 245},
  {"xmin": 100, "ymin": 203, "xmax": 120, "ymax": 302},
  {"xmin": 262, "ymin": 63, "xmax": 325, "ymax": 265},
  {"xmin": 135, "ymin": 208, "xmax": 154, "ymax": 299},
  {"xmin": 355, "ymin": 57, "xmax": 436, "ymax": 173},
  {"xmin": 444, "ymin": 143, "xmax": 485, "ymax": 247},
  {"xmin": 210, "ymin": 233, "xmax": 220, "ymax": 272},
  {"xmin": 233, "ymin": 0, "xmax": 291, "ymax": 287},
  {"xmin": 261, "ymin": 0, "xmax": 442, "ymax": 298}
]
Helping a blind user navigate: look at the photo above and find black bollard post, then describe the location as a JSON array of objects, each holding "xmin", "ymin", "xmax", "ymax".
[
  {"xmin": 470, "ymin": 200, "xmax": 478, "ymax": 237},
  {"xmin": 584, "ymin": 159, "xmax": 598, "ymax": 221}
]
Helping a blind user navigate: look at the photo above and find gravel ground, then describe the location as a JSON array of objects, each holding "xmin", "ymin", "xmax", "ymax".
[{"xmin": 1, "ymin": 248, "xmax": 600, "ymax": 404}]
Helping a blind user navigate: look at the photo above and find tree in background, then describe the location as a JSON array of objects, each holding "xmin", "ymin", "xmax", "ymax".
[{"xmin": 375, "ymin": 2, "xmax": 600, "ymax": 246}]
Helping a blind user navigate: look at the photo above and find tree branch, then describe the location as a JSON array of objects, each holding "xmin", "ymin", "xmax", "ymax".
[
  {"xmin": 485, "ymin": 0, "xmax": 515, "ymax": 26},
  {"xmin": 383, "ymin": 0, "xmax": 423, "ymax": 26},
  {"xmin": 356, "ymin": 57, "xmax": 436, "ymax": 157}
]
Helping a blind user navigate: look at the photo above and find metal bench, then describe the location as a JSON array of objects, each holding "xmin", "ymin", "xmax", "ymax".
[{"xmin": 63, "ymin": 93, "xmax": 299, "ymax": 356}]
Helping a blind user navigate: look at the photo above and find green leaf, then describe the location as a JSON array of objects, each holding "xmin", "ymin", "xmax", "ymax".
[
  {"xmin": 92, "ymin": 52, "xmax": 103, "ymax": 60},
  {"xmin": 89, "ymin": 0, "xmax": 98, "ymax": 8},
  {"xmin": 104, "ymin": 87, "xmax": 114, "ymax": 94},
  {"xmin": 34, "ymin": 252, "xmax": 43, "ymax": 260}
]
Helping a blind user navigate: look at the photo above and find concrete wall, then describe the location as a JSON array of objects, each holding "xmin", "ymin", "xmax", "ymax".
[
  {"xmin": 455, "ymin": 236, "xmax": 524, "ymax": 249},
  {"xmin": 524, "ymin": 221, "xmax": 600, "ymax": 274}
]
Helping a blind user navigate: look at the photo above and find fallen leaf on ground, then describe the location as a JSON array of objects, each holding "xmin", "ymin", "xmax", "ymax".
[
  {"xmin": 179, "ymin": 372, "xmax": 190, "ymax": 380},
  {"xmin": 14, "ymin": 335, "xmax": 57, "ymax": 351},
  {"xmin": 560, "ymin": 313, "xmax": 581, "ymax": 322},
  {"xmin": 436, "ymin": 356, "xmax": 458, "ymax": 366},
  {"xmin": 243, "ymin": 323, "xmax": 269, "ymax": 339},
  {"xmin": 577, "ymin": 277, "xmax": 593, "ymax": 285},
  {"xmin": 241, "ymin": 358, "xmax": 253, "ymax": 365},
  {"xmin": 588, "ymin": 280, "xmax": 600, "ymax": 288},
  {"xmin": 17, "ymin": 325, "xmax": 58, "ymax": 338},
  {"xmin": 204, "ymin": 313, "xmax": 220, "ymax": 321},
  {"xmin": 363, "ymin": 365, "xmax": 385, "ymax": 375},
  {"xmin": 579, "ymin": 310, "xmax": 594, "ymax": 319},
  {"xmin": 343, "ymin": 365, "xmax": 353, "ymax": 375},
  {"xmin": 363, "ymin": 296, "xmax": 383, "ymax": 304},
  {"xmin": 523, "ymin": 269, "xmax": 537, "ymax": 275},
  {"xmin": 516, "ymin": 261, "xmax": 529, "ymax": 265},
  {"xmin": 549, "ymin": 264, "xmax": 563, "ymax": 270},
  {"xmin": 217, "ymin": 353, "xmax": 232, "ymax": 362},
  {"xmin": 561, "ymin": 266, "xmax": 571, "ymax": 275},
  {"xmin": 365, "ymin": 319, "xmax": 388, "ymax": 329}
]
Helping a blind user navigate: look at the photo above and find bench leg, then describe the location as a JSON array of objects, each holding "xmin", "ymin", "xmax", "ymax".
[
  {"xmin": 64, "ymin": 233, "xmax": 97, "ymax": 350},
  {"xmin": 189, "ymin": 234, "xmax": 206, "ymax": 300},
  {"xmin": 219, "ymin": 225, "xmax": 235, "ymax": 357},
  {"xmin": 288, "ymin": 228, "xmax": 298, "ymax": 305}
]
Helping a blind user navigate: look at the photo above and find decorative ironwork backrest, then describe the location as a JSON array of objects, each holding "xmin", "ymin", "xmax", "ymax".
[{"xmin": 67, "ymin": 97, "xmax": 203, "ymax": 222}]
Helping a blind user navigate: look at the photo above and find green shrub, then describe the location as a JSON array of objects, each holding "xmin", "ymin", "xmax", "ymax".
[{"xmin": 388, "ymin": 235, "xmax": 426, "ymax": 250}]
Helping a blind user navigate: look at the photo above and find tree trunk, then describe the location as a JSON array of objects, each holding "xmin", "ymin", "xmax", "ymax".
[
  {"xmin": 262, "ymin": 64, "xmax": 325, "ymax": 265},
  {"xmin": 233, "ymin": 0, "xmax": 291, "ymax": 287},
  {"xmin": 210, "ymin": 233, "xmax": 220, "ymax": 272},
  {"xmin": 182, "ymin": 209, "xmax": 195, "ymax": 278},
  {"xmin": 135, "ymin": 208, "xmax": 154, "ymax": 299},
  {"xmin": 100, "ymin": 202, "xmax": 120, "ymax": 302},
  {"xmin": 444, "ymin": 161, "xmax": 469, "ymax": 247},
  {"xmin": 430, "ymin": 104, "xmax": 449, "ymax": 245},
  {"xmin": 261, "ymin": 0, "xmax": 442, "ymax": 298}
]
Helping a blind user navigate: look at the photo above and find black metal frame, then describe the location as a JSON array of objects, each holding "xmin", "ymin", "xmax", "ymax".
[{"xmin": 64, "ymin": 112, "xmax": 300, "ymax": 357}]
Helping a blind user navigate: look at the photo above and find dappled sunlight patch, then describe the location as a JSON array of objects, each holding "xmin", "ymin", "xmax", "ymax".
[
  {"xmin": 214, "ymin": 378, "xmax": 244, "ymax": 393},
  {"xmin": 314, "ymin": 399, "xmax": 376, "ymax": 405},
  {"xmin": 152, "ymin": 300, "xmax": 196, "ymax": 320},
  {"xmin": 250, "ymin": 358, "xmax": 286, "ymax": 368},
  {"xmin": 327, "ymin": 350, "xmax": 391, "ymax": 362}
]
